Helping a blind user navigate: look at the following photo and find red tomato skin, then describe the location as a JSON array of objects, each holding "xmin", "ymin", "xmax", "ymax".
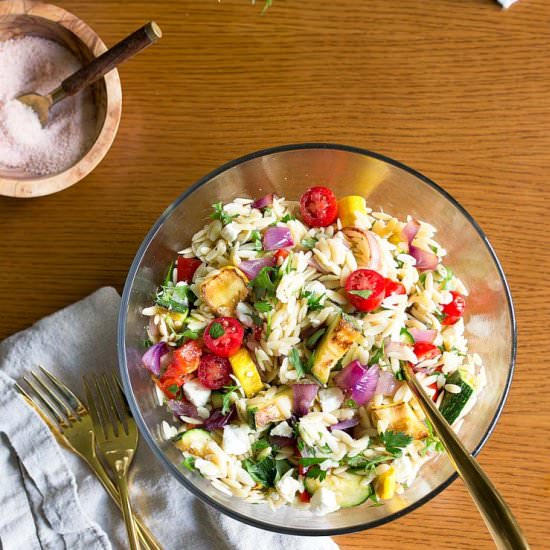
[
  {"xmin": 441, "ymin": 291, "xmax": 466, "ymax": 325},
  {"xmin": 273, "ymin": 249, "xmax": 290, "ymax": 265},
  {"xmin": 177, "ymin": 257, "xmax": 201, "ymax": 283},
  {"xmin": 384, "ymin": 279, "xmax": 406, "ymax": 297},
  {"xmin": 299, "ymin": 186, "xmax": 338, "ymax": 227},
  {"xmin": 345, "ymin": 269, "xmax": 386, "ymax": 312},
  {"xmin": 428, "ymin": 382, "xmax": 441, "ymax": 403},
  {"xmin": 170, "ymin": 340, "xmax": 202, "ymax": 375},
  {"xmin": 413, "ymin": 342, "xmax": 441, "ymax": 361},
  {"xmin": 157, "ymin": 376, "xmax": 181, "ymax": 399},
  {"xmin": 203, "ymin": 317, "xmax": 245, "ymax": 358},
  {"xmin": 197, "ymin": 353, "xmax": 232, "ymax": 389},
  {"xmin": 253, "ymin": 326, "xmax": 263, "ymax": 341},
  {"xmin": 298, "ymin": 490, "xmax": 311, "ymax": 503}
]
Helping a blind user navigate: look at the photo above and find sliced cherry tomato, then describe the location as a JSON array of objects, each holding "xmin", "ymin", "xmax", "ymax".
[
  {"xmin": 384, "ymin": 278, "xmax": 406, "ymax": 297},
  {"xmin": 177, "ymin": 256, "xmax": 201, "ymax": 283},
  {"xmin": 197, "ymin": 353, "xmax": 232, "ymax": 389},
  {"xmin": 170, "ymin": 340, "xmax": 202, "ymax": 375},
  {"xmin": 203, "ymin": 317, "xmax": 244, "ymax": 358},
  {"xmin": 253, "ymin": 326, "xmax": 263, "ymax": 341},
  {"xmin": 299, "ymin": 186, "xmax": 338, "ymax": 227},
  {"xmin": 441, "ymin": 291, "xmax": 466, "ymax": 326},
  {"xmin": 157, "ymin": 376, "xmax": 182, "ymax": 399},
  {"xmin": 345, "ymin": 269, "xmax": 386, "ymax": 312},
  {"xmin": 413, "ymin": 342, "xmax": 441, "ymax": 361},
  {"xmin": 273, "ymin": 249, "xmax": 290, "ymax": 265},
  {"xmin": 298, "ymin": 490, "xmax": 311, "ymax": 503}
]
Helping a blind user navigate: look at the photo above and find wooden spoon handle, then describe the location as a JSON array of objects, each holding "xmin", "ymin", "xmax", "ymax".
[{"xmin": 61, "ymin": 21, "xmax": 162, "ymax": 96}]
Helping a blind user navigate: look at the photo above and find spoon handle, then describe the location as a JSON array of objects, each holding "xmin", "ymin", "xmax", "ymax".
[
  {"xmin": 60, "ymin": 21, "xmax": 162, "ymax": 97},
  {"xmin": 402, "ymin": 363, "xmax": 529, "ymax": 550}
]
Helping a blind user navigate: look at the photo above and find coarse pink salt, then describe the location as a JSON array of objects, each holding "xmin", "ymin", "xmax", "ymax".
[{"xmin": 0, "ymin": 36, "xmax": 96, "ymax": 177}]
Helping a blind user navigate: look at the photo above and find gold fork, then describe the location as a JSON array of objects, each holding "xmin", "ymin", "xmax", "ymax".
[
  {"xmin": 84, "ymin": 374, "xmax": 140, "ymax": 550},
  {"xmin": 16, "ymin": 367, "xmax": 160, "ymax": 550}
]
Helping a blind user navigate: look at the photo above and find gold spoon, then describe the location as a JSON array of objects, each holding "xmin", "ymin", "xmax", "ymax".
[
  {"xmin": 402, "ymin": 363, "xmax": 529, "ymax": 549},
  {"xmin": 17, "ymin": 21, "xmax": 162, "ymax": 126}
]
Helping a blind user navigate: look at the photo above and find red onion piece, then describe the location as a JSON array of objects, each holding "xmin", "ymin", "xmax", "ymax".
[
  {"xmin": 384, "ymin": 341, "xmax": 406, "ymax": 355},
  {"xmin": 142, "ymin": 342, "xmax": 169, "ymax": 376},
  {"xmin": 252, "ymin": 194, "xmax": 274, "ymax": 210},
  {"xmin": 263, "ymin": 226, "xmax": 294, "ymax": 251},
  {"xmin": 402, "ymin": 219, "xmax": 421, "ymax": 244},
  {"xmin": 329, "ymin": 418, "xmax": 359, "ymax": 432},
  {"xmin": 168, "ymin": 398, "xmax": 198, "ymax": 419},
  {"xmin": 203, "ymin": 406, "xmax": 236, "ymax": 431},
  {"xmin": 375, "ymin": 370, "xmax": 397, "ymax": 396},
  {"xmin": 292, "ymin": 383, "xmax": 319, "ymax": 417},
  {"xmin": 269, "ymin": 435, "xmax": 296, "ymax": 448},
  {"xmin": 334, "ymin": 361, "xmax": 379, "ymax": 406},
  {"xmin": 238, "ymin": 257, "xmax": 276, "ymax": 279},
  {"xmin": 365, "ymin": 231, "xmax": 382, "ymax": 270},
  {"xmin": 409, "ymin": 328, "xmax": 437, "ymax": 344},
  {"xmin": 409, "ymin": 245, "xmax": 438, "ymax": 271}
]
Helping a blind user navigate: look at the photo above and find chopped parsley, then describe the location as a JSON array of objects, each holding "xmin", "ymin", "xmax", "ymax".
[
  {"xmin": 306, "ymin": 328, "xmax": 326, "ymax": 349},
  {"xmin": 211, "ymin": 202, "xmax": 238, "ymax": 225},
  {"xmin": 209, "ymin": 321, "xmax": 225, "ymax": 339},
  {"xmin": 298, "ymin": 457, "xmax": 328, "ymax": 466},
  {"xmin": 182, "ymin": 456, "xmax": 196, "ymax": 471},
  {"xmin": 221, "ymin": 385, "xmax": 238, "ymax": 414},
  {"xmin": 380, "ymin": 430, "xmax": 413, "ymax": 457},
  {"xmin": 369, "ymin": 343, "xmax": 384, "ymax": 365},
  {"xmin": 242, "ymin": 456, "xmax": 291, "ymax": 487},
  {"xmin": 180, "ymin": 328, "xmax": 201, "ymax": 341},
  {"xmin": 251, "ymin": 438, "xmax": 270, "ymax": 453},
  {"xmin": 288, "ymin": 348, "xmax": 305, "ymax": 379},
  {"xmin": 418, "ymin": 273, "xmax": 428, "ymax": 286},
  {"xmin": 141, "ymin": 338, "xmax": 153, "ymax": 349},
  {"xmin": 155, "ymin": 280, "xmax": 194, "ymax": 313},
  {"xmin": 250, "ymin": 230, "xmax": 263, "ymax": 251},
  {"xmin": 301, "ymin": 237, "xmax": 318, "ymax": 249},
  {"xmin": 348, "ymin": 289, "xmax": 373, "ymax": 299},
  {"xmin": 254, "ymin": 300, "xmax": 273, "ymax": 313},
  {"xmin": 421, "ymin": 419, "xmax": 445, "ymax": 455},
  {"xmin": 281, "ymin": 214, "xmax": 295, "ymax": 222},
  {"xmin": 440, "ymin": 267, "xmax": 454, "ymax": 290},
  {"xmin": 249, "ymin": 266, "xmax": 278, "ymax": 300},
  {"xmin": 345, "ymin": 398, "xmax": 357, "ymax": 408},
  {"xmin": 166, "ymin": 384, "xmax": 179, "ymax": 395},
  {"xmin": 305, "ymin": 466, "xmax": 327, "ymax": 481},
  {"xmin": 345, "ymin": 454, "xmax": 391, "ymax": 472},
  {"xmin": 301, "ymin": 290, "xmax": 325, "ymax": 311}
]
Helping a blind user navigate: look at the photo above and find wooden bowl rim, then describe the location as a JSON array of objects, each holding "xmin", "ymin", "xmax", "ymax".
[{"xmin": 0, "ymin": 0, "xmax": 122, "ymax": 198}]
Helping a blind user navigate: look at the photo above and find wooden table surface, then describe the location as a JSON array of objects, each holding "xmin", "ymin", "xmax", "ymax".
[{"xmin": 2, "ymin": 0, "xmax": 549, "ymax": 548}]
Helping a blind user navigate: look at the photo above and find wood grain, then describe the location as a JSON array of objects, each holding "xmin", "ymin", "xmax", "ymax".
[{"xmin": 1, "ymin": 0, "xmax": 549, "ymax": 548}]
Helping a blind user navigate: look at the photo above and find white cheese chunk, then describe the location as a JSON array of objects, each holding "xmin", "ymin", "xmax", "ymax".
[
  {"xmin": 309, "ymin": 487, "xmax": 340, "ymax": 516},
  {"xmin": 270, "ymin": 420, "xmax": 293, "ymax": 438},
  {"xmin": 318, "ymin": 387, "xmax": 344, "ymax": 413},
  {"xmin": 275, "ymin": 469, "xmax": 302, "ymax": 503},
  {"xmin": 183, "ymin": 379, "xmax": 211, "ymax": 407},
  {"xmin": 222, "ymin": 424, "xmax": 251, "ymax": 456},
  {"xmin": 194, "ymin": 457, "xmax": 220, "ymax": 477}
]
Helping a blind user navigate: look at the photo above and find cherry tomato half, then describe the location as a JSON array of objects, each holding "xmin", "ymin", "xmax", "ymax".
[
  {"xmin": 299, "ymin": 186, "xmax": 338, "ymax": 227},
  {"xmin": 298, "ymin": 490, "xmax": 311, "ymax": 503},
  {"xmin": 427, "ymin": 382, "xmax": 441, "ymax": 403},
  {"xmin": 345, "ymin": 269, "xmax": 386, "ymax": 312},
  {"xmin": 441, "ymin": 291, "xmax": 466, "ymax": 326},
  {"xmin": 157, "ymin": 376, "xmax": 182, "ymax": 399},
  {"xmin": 197, "ymin": 353, "xmax": 232, "ymax": 389},
  {"xmin": 170, "ymin": 340, "xmax": 203, "ymax": 375},
  {"xmin": 177, "ymin": 256, "xmax": 201, "ymax": 283},
  {"xmin": 273, "ymin": 249, "xmax": 290, "ymax": 265},
  {"xmin": 413, "ymin": 342, "xmax": 441, "ymax": 361},
  {"xmin": 384, "ymin": 278, "xmax": 406, "ymax": 297},
  {"xmin": 203, "ymin": 317, "xmax": 244, "ymax": 357}
]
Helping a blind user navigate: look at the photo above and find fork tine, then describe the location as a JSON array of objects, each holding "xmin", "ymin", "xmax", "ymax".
[
  {"xmin": 22, "ymin": 376, "xmax": 67, "ymax": 426},
  {"xmin": 94, "ymin": 374, "xmax": 116, "ymax": 440},
  {"xmin": 114, "ymin": 376, "xmax": 134, "ymax": 419},
  {"xmin": 82, "ymin": 376, "xmax": 104, "ymax": 440},
  {"xmin": 101, "ymin": 374, "xmax": 126, "ymax": 436},
  {"xmin": 39, "ymin": 366, "xmax": 85, "ymax": 416},
  {"xmin": 30, "ymin": 372, "xmax": 75, "ymax": 422}
]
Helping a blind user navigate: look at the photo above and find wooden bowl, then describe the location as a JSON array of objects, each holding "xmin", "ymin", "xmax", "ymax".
[{"xmin": 0, "ymin": 0, "xmax": 122, "ymax": 198}]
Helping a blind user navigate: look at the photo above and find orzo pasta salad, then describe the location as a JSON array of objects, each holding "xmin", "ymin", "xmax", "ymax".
[{"xmin": 140, "ymin": 187, "xmax": 486, "ymax": 515}]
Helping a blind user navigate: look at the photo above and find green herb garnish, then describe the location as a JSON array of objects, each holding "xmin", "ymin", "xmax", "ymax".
[
  {"xmin": 306, "ymin": 328, "xmax": 326, "ymax": 349},
  {"xmin": 348, "ymin": 289, "xmax": 373, "ymax": 299},
  {"xmin": 345, "ymin": 398, "xmax": 357, "ymax": 408},
  {"xmin": 288, "ymin": 348, "xmax": 305, "ymax": 379},
  {"xmin": 302, "ymin": 290, "xmax": 325, "ymax": 312},
  {"xmin": 250, "ymin": 230, "xmax": 263, "ymax": 251},
  {"xmin": 209, "ymin": 321, "xmax": 225, "ymax": 339},
  {"xmin": 301, "ymin": 237, "xmax": 318, "ymax": 249},
  {"xmin": 281, "ymin": 214, "xmax": 295, "ymax": 222},
  {"xmin": 182, "ymin": 456, "xmax": 196, "ymax": 471},
  {"xmin": 298, "ymin": 457, "xmax": 328, "ymax": 466},
  {"xmin": 249, "ymin": 266, "xmax": 278, "ymax": 300},
  {"xmin": 305, "ymin": 466, "xmax": 327, "ymax": 481},
  {"xmin": 221, "ymin": 385, "xmax": 239, "ymax": 415},
  {"xmin": 254, "ymin": 301, "xmax": 273, "ymax": 313},
  {"xmin": 380, "ymin": 430, "xmax": 413, "ymax": 457},
  {"xmin": 251, "ymin": 438, "xmax": 270, "ymax": 453},
  {"xmin": 400, "ymin": 327, "xmax": 414, "ymax": 345},
  {"xmin": 211, "ymin": 202, "xmax": 238, "ymax": 225}
]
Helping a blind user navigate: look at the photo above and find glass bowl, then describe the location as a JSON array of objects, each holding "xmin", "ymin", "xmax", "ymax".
[{"xmin": 118, "ymin": 143, "xmax": 516, "ymax": 536}]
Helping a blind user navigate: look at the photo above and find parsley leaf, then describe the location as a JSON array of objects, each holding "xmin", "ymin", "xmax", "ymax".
[
  {"xmin": 166, "ymin": 384, "xmax": 178, "ymax": 395},
  {"xmin": 209, "ymin": 321, "xmax": 225, "ymax": 339},
  {"xmin": 182, "ymin": 456, "xmax": 195, "ymax": 471},
  {"xmin": 211, "ymin": 202, "xmax": 238, "ymax": 225},
  {"xmin": 305, "ymin": 466, "xmax": 327, "ymax": 481},
  {"xmin": 305, "ymin": 350, "xmax": 316, "ymax": 374},
  {"xmin": 251, "ymin": 438, "xmax": 270, "ymax": 453},
  {"xmin": 369, "ymin": 343, "xmax": 384, "ymax": 365},
  {"xmin": 155, "ymin": 282, "xmax": 193, "ymax": 313},
  {"xmin": 299, "ymin": 457, "xmax": 328, "ymax": 466},
  {"xmin": 301, "ymin": 237, "xmax": 318, "ymax": 249},
  {"xmin": 250, "ymin": 230, "xmax": 263, "ymax": 251},
  {"xmin": 281, "ymin": 214, "xmax": 295, "ymax": 222},
  {"xmin": 221, "ymin": 385, "xmax": 238, "ymax": 415},
  {"xmin": 380, "ymin": 430, "xmax": 413, "ymax": 457},
  {"xmin": 288, "ymin": 348, "xmax": 305, "ymax": 379},
  {"xmin": 440, "ymin": 267, "xmax": 454, "ymax": 290},
  {"xmin": 348, "ymin": 289, "xmax": 373, "ymax": 299},
  {"xmin": 345, "ymin": 454, "xmax": 391, "ymax": 472},
  {"xmin": 418, "ymin": 272, "xmax": 428, "ymax": 286},
  {"xmin": 345, "ymin": 398, "xmax": 357, "ymax": 408},
  {"xmin": 306, "ymin": 328, "xmax": 326, "ymax": 349},
  {"xmin": 180, "ymin": 328, "xmax": 201, "ymax": 340},
  {"xmin": 249, "ymin": 266, "xmax": 278, "ymax": 300},
  {"xmin": 302, "ymin": 290, "xmax": 325, "ymax": 311},
  {"xmin": 141, "ymin": 338, "xmax": 153, "ymax": 349},
  {"xmin": 242, "ymin": 456, "xmax": 291, "ymax": 487},
  {"xmin": 254, "ymin": 301, "xmax": 273, "ymax": 313}
]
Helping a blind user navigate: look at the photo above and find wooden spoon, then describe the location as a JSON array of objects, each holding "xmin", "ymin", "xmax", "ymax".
[{"xmin": 17, "ymin": 21, "xmax": 162, "ymax": 126}]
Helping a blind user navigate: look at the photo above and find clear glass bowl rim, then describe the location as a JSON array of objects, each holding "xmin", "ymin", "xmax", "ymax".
[{"xmin": 118, "ymin": 142, "xmax": 516, "ymax": 536}]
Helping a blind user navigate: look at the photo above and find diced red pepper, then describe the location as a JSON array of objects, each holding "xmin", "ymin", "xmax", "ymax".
[{"xmin": 177, "ymin": 256, "xmax": 201, "ymax": 283}]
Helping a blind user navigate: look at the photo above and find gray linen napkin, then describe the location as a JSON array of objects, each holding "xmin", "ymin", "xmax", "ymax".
[{"xmin": 0, "ymin": 287, "xmax": 339, "ymax": 550}]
